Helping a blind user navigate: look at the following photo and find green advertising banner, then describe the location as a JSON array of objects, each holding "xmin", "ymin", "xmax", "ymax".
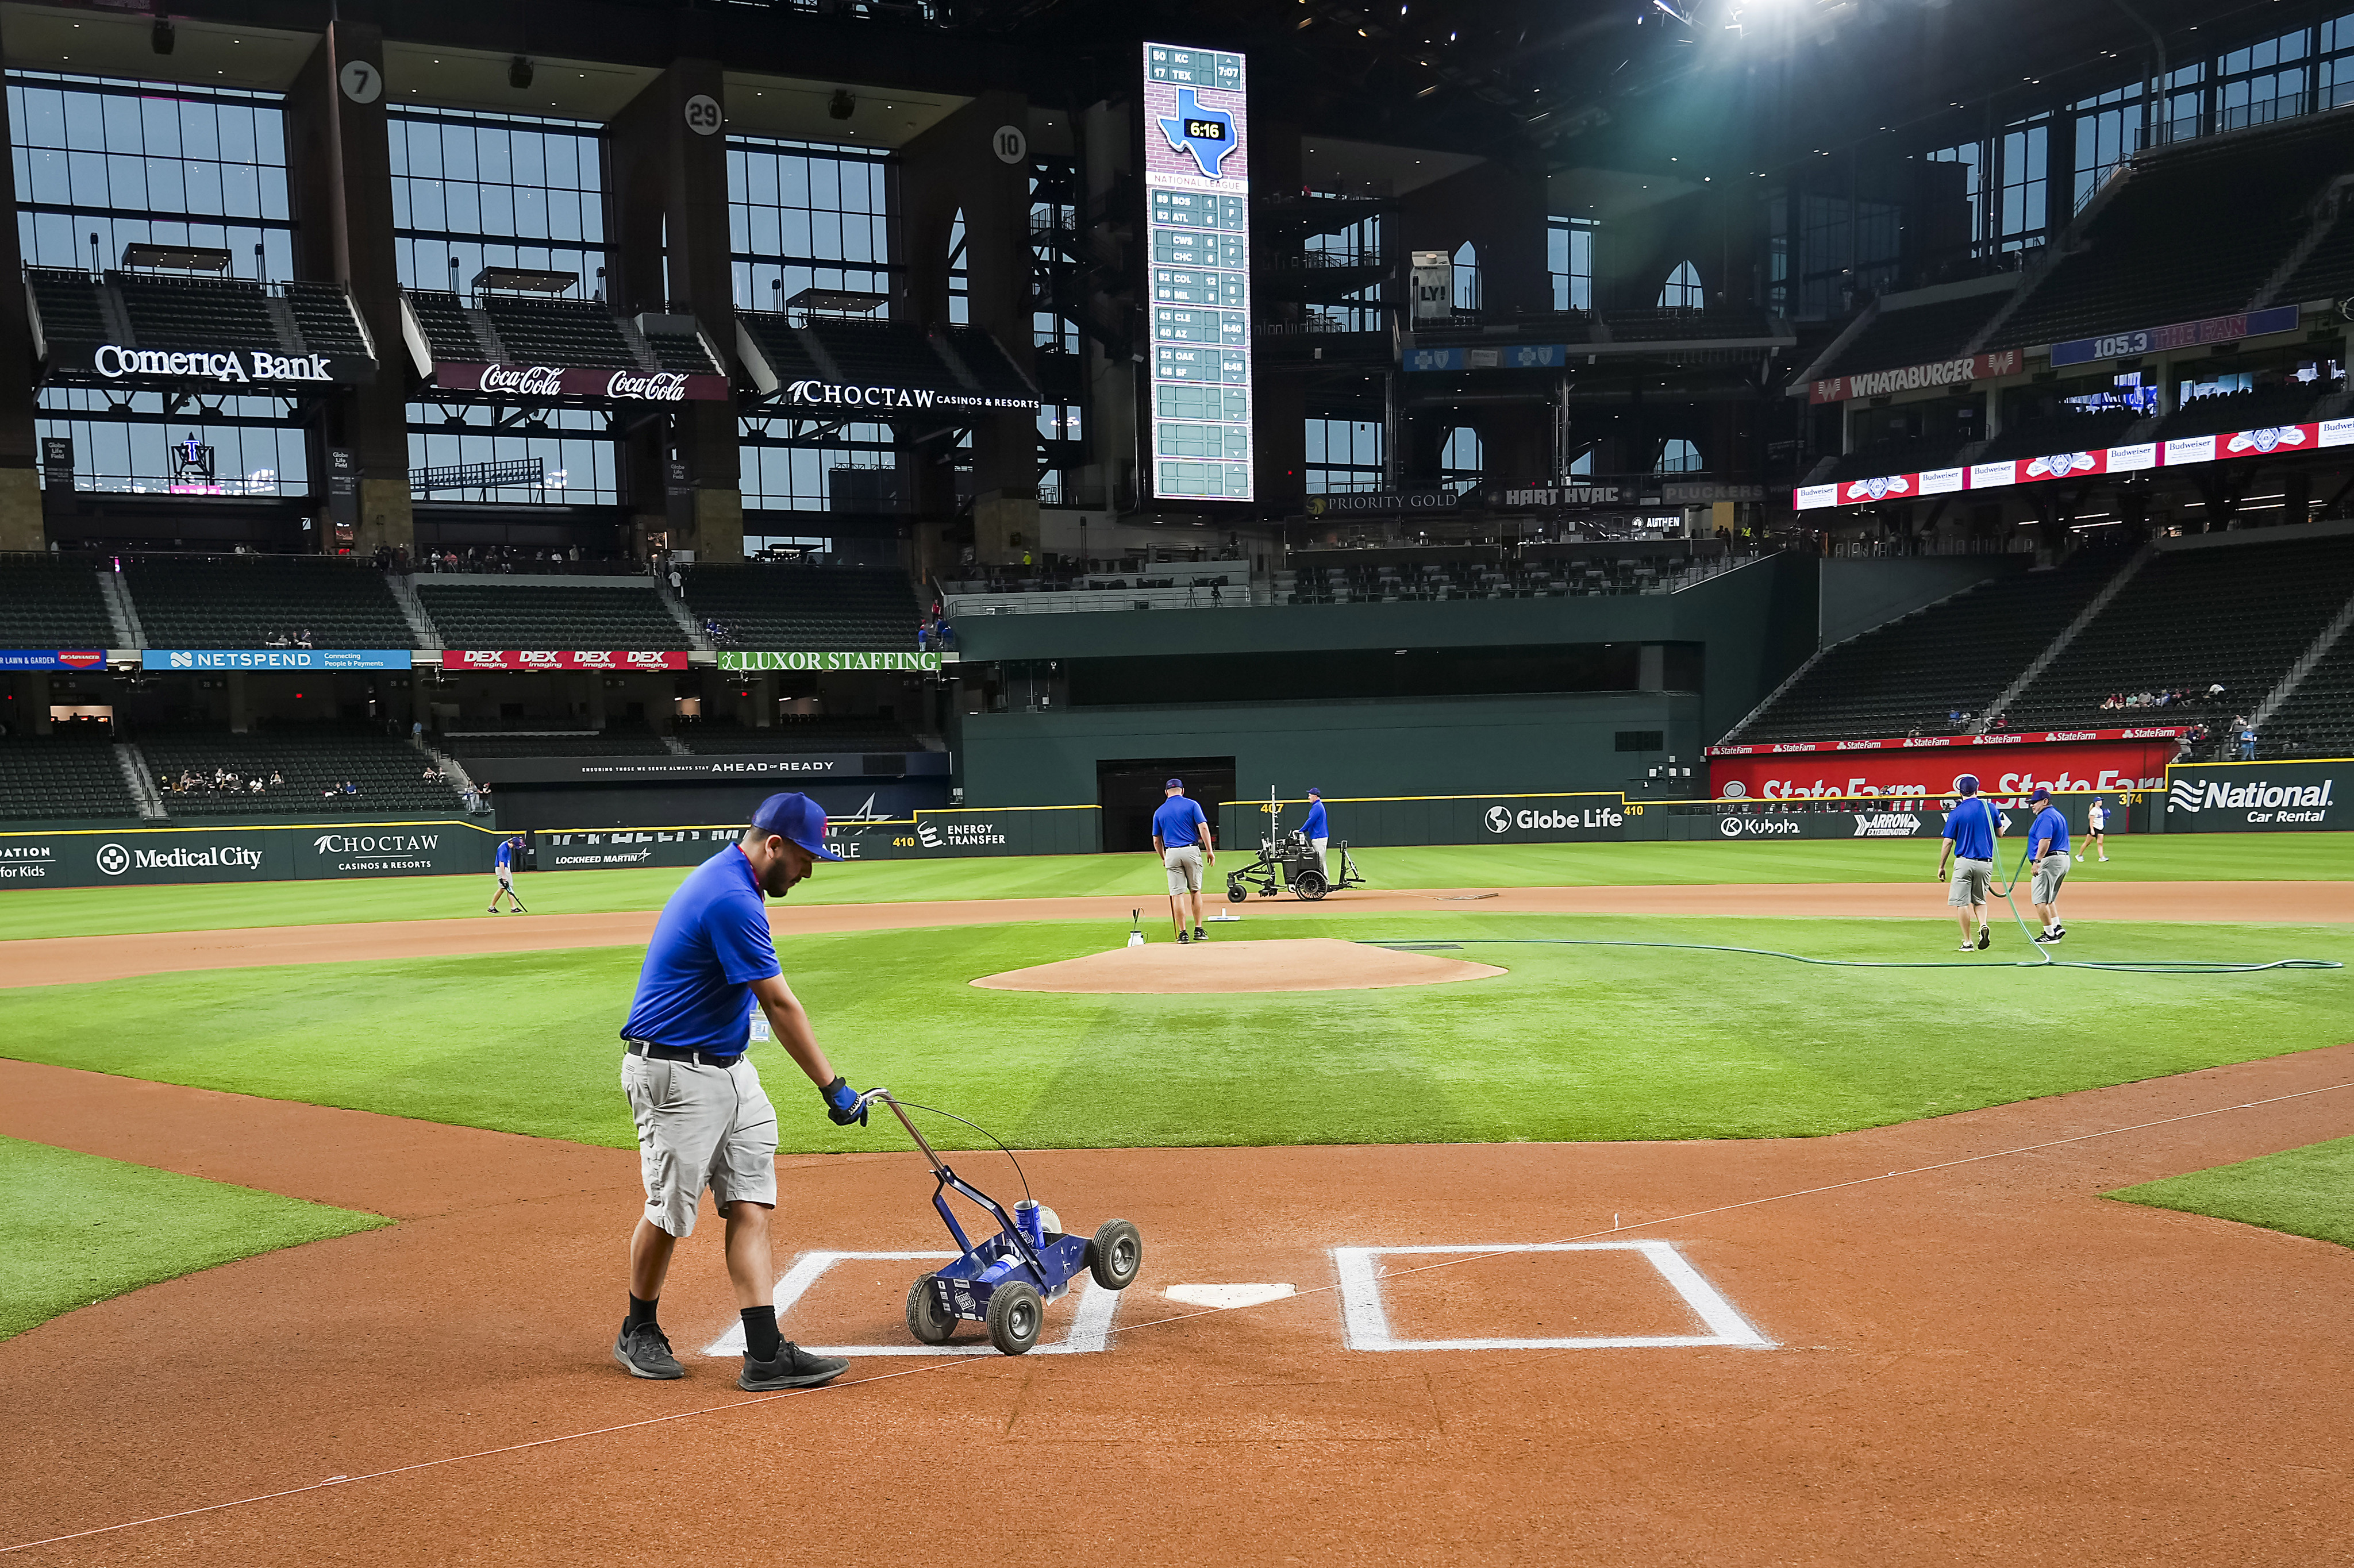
[
  {"xmin": 0, "ymin": 819, "xmax": 503, "ymax": 889},
  {"xmin": 535, "ymin": 805, "xmax": 1101, "ymax": 870},
  {"xmin": 2163, "ymin": 758, "xmax": 2350, "ymax": 831},
  {"xmin": 717, "ymin": 650, "xmax": 941, "ymax": 673}
]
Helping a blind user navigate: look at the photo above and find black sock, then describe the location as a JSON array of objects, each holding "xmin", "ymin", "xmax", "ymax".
[
  {"xmin": 626, "ymin": 1293, "xmax": 659, "ymax": 1332},
  {"xmin": 741, "ymin": 1305, "xmax": 781, "ymax": 1362}
]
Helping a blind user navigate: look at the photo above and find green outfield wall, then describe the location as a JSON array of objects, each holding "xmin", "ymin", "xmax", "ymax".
[{"xmin": 0, "ymin": 818, "xmax": 505, "ymax": 888}]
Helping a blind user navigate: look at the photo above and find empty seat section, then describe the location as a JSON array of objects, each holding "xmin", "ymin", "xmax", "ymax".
[
  {"xmin": 1738, "ymin": 548, "xmax": 2133, "ymax": 742},
  {"xmin": 681, "ymin": 566, "xmax": 922, "ymax": 652},
  {"xmin": 1975, "ymin": 409, "xmax": 2143, "ymax": 465},
  {"xmin": 1815, "ymin": 290, "xmax": 2012, "ymax": 382},
  {"xmin": 640, "ymin": 326, "xmax": 717, "ymax": 373},
  {"xmin": 26, "ymin": 268, "xmax": 109, "ymax": 350},
  {"xmin": 1992, "ymin": 114, "xmax": 2354, "ymax": 352},
  {"xmin": 112, "ymin": 273, "xmax": 279, "ymax": 349},
  {"xmin": 804, "ymin": 321, "xmax": 957, "ymax": 385},
  {"xmin": 283, "ymin": 282, "xmax": 371, "ymax": 355},
  {"xmin": 2002, "ymin": 535, "xmax": 2354, "ymax": 730},
  {"xmin": 403, "ymin": 290, "xmax": 489, "ymax": 360},
  {"xmin": 0, "ymin": 731, "xmax": 139, "ymax": 820},
  {"xmin": 737, "ymin": 315, "xmax": 828, "ymax": 383},
  {"xmin": 2260, "ymin": 631, "xmax": 2354, "ymax": 756},
  {"xmin": 441, "ymin": 730, "xmax": 672, "ymax": 760},
  {"xmin": 141, "ymin": 725, "xmax": 463, "ymax": 817},
  {"xmin": 482, "ymin": 298, "xmax": 634, "ymax": 367},
  {"xmin": 413, "ymin": 583, "xmax": 687, "ymax": 649},
  {"xmin": 942, "ymin": 327, "xmax": 1038, "ymax": 398},
  {"xmin": 2151, "ymin": 382, "xmax": 2333, "ymax": 443},
  {"xmin": 123, "ymin": 557, "xmax": 415, "ymax": 649},
  {"xmin": 0, "ymin": 556, "xmax": 118, "ymax": 646}
]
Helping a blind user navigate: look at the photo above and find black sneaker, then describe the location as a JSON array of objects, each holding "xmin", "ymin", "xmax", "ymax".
[
  {"xmin": 1976, "ymin": 929, "xmax": 1991, "ymax": 950},
  {"xmin": 739, "ymin": 1342, "xmax": 849, "ymax": 1391},
  {"xmin": 1176, "ymin": 931, "xmax": 1190, "ymax": 944},
  {"xmin": 2045, "ymin": 925, "xmax": 2065, "ymax": 941},
  {"xmin": 613, "ymin": 1321, "xmax": 683, "ymax": 1380},
  {"xmin": 486, "ymin": 907, "xmax": 501, "ymax": 914},
  {"xmin": 1194, "ymin": 926, "xmax": 1207, "ymax": 941}
]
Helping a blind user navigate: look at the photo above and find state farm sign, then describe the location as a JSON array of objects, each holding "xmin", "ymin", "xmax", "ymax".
[
  {"xmin": 432, "ymin": 361, "xmax": 731, "ymax": 402},
  {"xmin": 441, "ymin": 650, "xmax": 688, "ymax": 672}
]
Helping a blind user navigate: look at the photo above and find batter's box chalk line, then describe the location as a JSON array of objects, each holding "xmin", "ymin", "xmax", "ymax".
[
  {"xmin": 1332, "ymin": 1242, "xmax": 1774, "ymax": 1352},
  {"xmin": 701, "ymin": 1250, "xmax": 1121, "ymax": 1358}
]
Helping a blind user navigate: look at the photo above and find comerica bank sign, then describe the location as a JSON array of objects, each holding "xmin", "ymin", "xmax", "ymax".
[{"xmin": 92, "ymin": 345, "xmax": 339, "ymax": 385}]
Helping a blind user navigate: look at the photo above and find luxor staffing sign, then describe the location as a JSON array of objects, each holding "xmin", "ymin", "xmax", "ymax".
[{"xmin": 1143, "ymin": 42, "xmax": 1253, "ymax": 502}]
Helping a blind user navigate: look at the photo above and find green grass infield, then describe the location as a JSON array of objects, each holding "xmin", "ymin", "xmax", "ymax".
[
  {"xmin": 4, "ymin": 833, "xmax": 2349, "ymax": 942},
  {"xmin": 3, "ymin": 911, "xmax": 2345, "ymax": 1152},
  {"xmin": 0, "ymin": 1136, "xmax": 390, "ymax": 1340},
  {"xmin": 2109, "ymin": 1135, "xmax": 2354, "ymax": 1250}
]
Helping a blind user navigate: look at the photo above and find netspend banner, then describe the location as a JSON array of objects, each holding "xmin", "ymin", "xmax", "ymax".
[
  {"xmin": 2163, "ymin": 760, "xmax": 2347, "ymax": 831},
  {"xmin": 142, "ymin": 648, "xmax": 414, "ymax": 671}
]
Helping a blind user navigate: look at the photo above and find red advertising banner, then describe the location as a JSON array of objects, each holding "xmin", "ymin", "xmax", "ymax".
[
  {"xmin": 430, "ymin": 363, "xmax": 731, "ymax": 402},
  {"xmin": 1708, "ymin": 729, "xmax": 2186, "ymax": 802},
  {"xmin": 1808, "ymin": 349, "xmax": 2024, "ymax": 404},
  {"xmin": 440, "ymin": 650, "xmax": 689, "ymax": 672}
]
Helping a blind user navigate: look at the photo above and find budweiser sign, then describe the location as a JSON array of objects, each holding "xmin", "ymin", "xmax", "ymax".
[
  {"xmin": 433, "ymin": 363, "xmax": 731, "ymax": 402},
  {"xmin": 441, "ymin": 650, "xmax": 688, "ymax": 672}
]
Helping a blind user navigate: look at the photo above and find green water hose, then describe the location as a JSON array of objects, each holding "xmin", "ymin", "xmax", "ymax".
[{"xmin": 1374, "ymin": 847, "xmax": 2343, "ymax": 977}]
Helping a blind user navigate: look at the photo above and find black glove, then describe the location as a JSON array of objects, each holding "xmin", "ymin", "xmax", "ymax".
[{"xmin": 821, "ymin": 1076, "xmax": 867, "ymax": 1127}]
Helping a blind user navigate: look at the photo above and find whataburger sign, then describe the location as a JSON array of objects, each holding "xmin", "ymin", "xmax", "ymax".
[
  {"xmin": 1809, "ymin": 350, "xmax": 2023, "ymax": 405},
  {"xmin": 1798, "ymin": 418, "xmax": 2354, "ymax": 511}
]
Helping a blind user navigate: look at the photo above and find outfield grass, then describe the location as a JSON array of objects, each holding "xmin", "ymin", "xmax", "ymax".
[
  {"xmin": 0, "ymin": 1136, "xmax": 389, "ymax": 1339},
  {"xmin": 4, "ymin": 833, "xmax": 2349, "ymax": 942},
  {"xmin": 2110, "ymin": 1136, "xmax": 2354, "ymax": 1249},
  {"xmin": 3, "ymin": 911, "xmax": 2344, "ymax": 1151}
]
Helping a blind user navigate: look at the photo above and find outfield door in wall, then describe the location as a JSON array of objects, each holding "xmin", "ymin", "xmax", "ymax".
[{"xmin": 1097, "ymin": 757, "xmax": 1237, "ymax": 852}]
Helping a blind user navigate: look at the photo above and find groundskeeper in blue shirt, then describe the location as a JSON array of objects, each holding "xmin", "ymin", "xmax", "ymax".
[
  {"xmin": 1942, "ymin": 791, "xmax": 1998, "ymax": 862},
  {"xmin": 620, "ymin": 847, "xmax": 786, "ymax": 1058},
  {"xmin": 1152, "ymin": 792, "xmax": 1210, "ymax": 848},
  {"xmin": 2030, "ymin": 801, "xmax": 2070, "ymax": 860},
  {"xmin": 1301, "ymin": 793, "xmax": 1328, "ymax": 839}
]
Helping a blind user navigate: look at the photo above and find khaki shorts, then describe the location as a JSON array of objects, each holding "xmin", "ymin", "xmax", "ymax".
[
  {"xmin": 621, "ymin": 1049, "xmax": 779, "ymax": 1238},
  {"xmin": 1164, "ymin": 845, "xmax": 1205, "ymax": 894},
  {"xmin": 1948, "ymin": 858, "xmax": 1994, "ymax": 907},
  {"xmin": 2032, "ymin": 853, "xmax": 2069, "ymax": 905}
]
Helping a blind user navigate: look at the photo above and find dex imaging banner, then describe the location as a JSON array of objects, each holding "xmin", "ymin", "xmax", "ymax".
[{"xmin": 2164, "ymin": 760, "xmax": 2347, "ymax": 831}]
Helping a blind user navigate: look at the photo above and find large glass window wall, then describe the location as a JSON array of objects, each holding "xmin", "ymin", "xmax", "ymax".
[
  {"xmin": 11, "ymin": 72, "xmax": 306, "ymax": 494},
  {"xmin": 1305, "ymin": 418, "xmax": 1384, "ymax": 494}
]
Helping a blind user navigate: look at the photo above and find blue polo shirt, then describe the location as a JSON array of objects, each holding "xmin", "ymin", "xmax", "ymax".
[
  {"xmin": 494, "ymin": 840, "xmax": 513, "ymax": 872},
  {"xmin": 2030, "ymin": 805, "xmax": 2070, "ymax": 858},
  {"xmin": 1302, "ymin": 799, "xmax": 1328, "ymax": 838},
  {"xmin": 1152, "ymin": 795, "xmax": 1210, "ymax": 849},
  {"xmin": 620, "ymin": 847, "xmax": 782, "ymax": 1057},
  {"xmin": 1943, "ymin": 796, "xmax": 1998, "ymax": 861}
]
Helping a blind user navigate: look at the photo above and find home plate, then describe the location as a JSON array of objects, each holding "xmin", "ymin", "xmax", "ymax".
[{"xmin": 1166, "ymin": 1283, "xmax": 1297, "ymax": 1310}]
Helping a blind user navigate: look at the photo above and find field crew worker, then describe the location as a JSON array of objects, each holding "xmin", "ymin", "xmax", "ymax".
[
  {"xmin": 487, "ymin": 835, "xmax": 528, "ymax": 914},
  {"xmin": 2026, "ymin": 786, "xmax": 2071, "ymax": 944},
  {"xmin": 1936, "ymin": 773, "xmax": 2001, "ymax": 953},
  {"xmin": 1301, "ymin": 788, "xmax": 1330, "ymax": 879},
  {"xmin": 2084, "ymin": 795, "xmax": 2110, "ymax": 863},
  {"xmin": 1152, "ymin": 777, "xmax": 1216, "ymax": 945},
  {"xmin": 612, "ymin": 791, "xmax": 868, "ymax": 1392}
]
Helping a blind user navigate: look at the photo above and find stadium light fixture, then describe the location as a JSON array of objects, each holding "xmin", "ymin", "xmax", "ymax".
[{"xmin": 508, "ymin": 56, "xmax": 534, "ymax": 90}]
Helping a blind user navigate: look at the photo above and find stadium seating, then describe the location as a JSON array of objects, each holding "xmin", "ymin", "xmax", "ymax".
[
  {"xmin": 736, "ymin": 313, "xmax": 829, "ymax": 383},
  {"xmin": 124, "ymin": 556, "xmax": 415, "ymax": 649},
  {"xmin": 2273, "ymin": 203, "xmax": 2354, "ymax": 307},
  {"xmin": 805, "ymin": 320, "xmax": 957, "ymax": 385},
  {"xmin": 139, "ymin": 724, "xmax": 463, "ymax": 816},
  {"xmin": 2001, "ymin": 534, "xmax": 2354, "ymax": 730},
  {"xmin": 2151, "ymin": 381, "xmax": 2334, "ymax": 442},
  {"xmin": 1975, "ymin": 408, "xmax": 2144, "ymax": 465},
  {"xmin": 441, "ymin": 730, "xmax": 672, "ymax": 759},
  {"xmin": 0, "ymin": 730, "xmax": 140, "ymax": 820},
  {"xmin": 1821, "ymin": 434, "xmax": 1979, "ymax": 484},
  {"xmin": 404, "ymin": 290, "xmax": 488, "ymax": 360},
  {"xmin": 1284, "ymin": 546, "xmax": 1721, "ymax": 604},
  {"xmin": 481, "ymin": 297, "xmax": 636, "ymax": 368},
  {"xmin": 0, "ymin": 555, "xmax": 118, "ymax": 648},
  {"xmin": 675, "ymin": 716, "xmax": 920, "ymax": 754},
  {"xmin": 1737, "ymin": 546, "xmax": 2132, "ymax": 742},
  {"xmin": 942, "ymin": 326, "xmax": 1038, "ymax": 398},
  {"xmin": 637, "ymin": 320, "xmax": 719, "ymax": 373},
  {"xmin": 1814, "ymin": 290, "xmax": 2013, "ymax": 381},
  {"xmin": 282, "ymin": 282, "xmax": 371, "ymax": 356},
  {"xmin": 412, "ymin": 581, "xmax": 687, "ymax": 650},
  {"xmin": 2258, "ymin": 630, "xmax": 2354, "ymax": 756},
  {"xmin": 111, "ymin": 272, "xmax": 278, "ymax": 350},
  {"xmin": 680, "ymin": 565, "xmax": 922, "ymax": 651},
  {"xmin": 1991, "ymin": 113, "xmax": 2354, "ymax": 353},
  {"xmin": 25, "ymin": 268, "xmax": 108, "ymax": 352}
]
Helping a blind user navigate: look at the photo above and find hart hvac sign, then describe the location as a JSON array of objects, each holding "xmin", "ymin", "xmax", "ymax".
[
  {"xmin": 717, "ymin": 650, "xmax": 942, "ymax": 673},
  {"xmin": 2164, "ymin": 760, "xmax": 2345, "ymax": 830}
]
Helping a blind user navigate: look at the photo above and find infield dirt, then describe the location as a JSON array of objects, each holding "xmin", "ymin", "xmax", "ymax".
[{"xmin": 2, "ymin": 1046, "xmax": 2352, "ymax": 1565}]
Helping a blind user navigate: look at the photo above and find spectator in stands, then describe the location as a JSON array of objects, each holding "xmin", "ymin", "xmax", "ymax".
[
  {"xmin": 295, "ymin": 627, "xmax": 314, "ymax": 649},
  {"xmin": 249, "ymin": 777, "xmax": 264, "ymax": 794},
  {"xmin": 341, "ymin": 779, "xmax": 360, "ymax": 796},
  {"xmin": 936, "ymin": 618, "xmax": 955, "ymax": 652},
  {"xmin": 916, "ymin": 621, "xmax": 930, "ymax": 653},
  {"xmin": 2236, "ymin": 718, "xmax": 2257, "ymax": 761},
  {"xmin": 269, "ymin": 769, "xmax": 283, "ymax": 787},
  {"xmin": 2207, "ymin": 683, "xmax": 2226, "ymax": 703}
]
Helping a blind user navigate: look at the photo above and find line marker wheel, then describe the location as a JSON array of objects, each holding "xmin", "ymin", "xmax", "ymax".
[
  {"xmin": 987, "ymin": 1281, "xmax": 1044, "ymax": 1355},
  {"xmin": 1087, "ymin": 1219, "xmax": 1144, "ymax": 1290},
  {"xmin": 906, "ymin": 1272, "xmax": 960, "ymax": 1344}
]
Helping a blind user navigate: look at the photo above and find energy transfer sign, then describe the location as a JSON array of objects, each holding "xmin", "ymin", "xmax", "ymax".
[{"xmin": 1143, "ymin": 42, "xmax": 1253, "ymax": 502}]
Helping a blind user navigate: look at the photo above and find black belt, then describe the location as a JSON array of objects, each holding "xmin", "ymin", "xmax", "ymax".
[{"xmin": 625, "ymin": 1039, "xmax": 742, "ymax": 1069}]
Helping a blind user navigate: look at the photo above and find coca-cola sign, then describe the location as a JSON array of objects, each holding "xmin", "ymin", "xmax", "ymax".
[
  {"xmin": 432, "ymin": 362, "xmax": 730, "ymax": 402},
  {"xmin": 440, "ymin": 650, "xmax": 690, "ymax": 672}
]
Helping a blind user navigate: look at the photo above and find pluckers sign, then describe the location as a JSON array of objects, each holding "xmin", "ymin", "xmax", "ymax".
[{"xmin": 431, "ymin": 364, "xmax": 730, "ymax": 402}]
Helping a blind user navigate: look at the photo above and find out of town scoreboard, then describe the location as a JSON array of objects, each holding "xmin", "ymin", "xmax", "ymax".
[{"xmin": 1142, "ymin": 41, "xmax": 1253, "ymax": 502}]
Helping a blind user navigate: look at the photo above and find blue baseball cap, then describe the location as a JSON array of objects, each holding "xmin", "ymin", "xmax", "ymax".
[
  {"xmin": 749, "ymin": 791, "xmax": 843, "ymax": 860},
  {"xmin": 1954, "ymin": 774, "xmax": 1980, "ymax": 795},
  {"xmin": 1306, "ymin": 787, "xmax": 1322, "ymax": 798},
  {"xmin": 1165, "ymin": 777, "xmax": 1184, "ymax": 789},
  {"xmin": 2028, "ymin": 786, "xmax": 2052, "ymax": 802}
]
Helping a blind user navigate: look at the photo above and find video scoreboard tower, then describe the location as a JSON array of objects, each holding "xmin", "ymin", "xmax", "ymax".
[{"xmin": 1142, "ymin": 41, "xmax": 1253, "ymax": 502}]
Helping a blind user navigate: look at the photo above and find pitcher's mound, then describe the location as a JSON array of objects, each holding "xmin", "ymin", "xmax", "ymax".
[{"xmin": 971, "ymin": 937, "xmax": 1505, "ymax": 995}]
